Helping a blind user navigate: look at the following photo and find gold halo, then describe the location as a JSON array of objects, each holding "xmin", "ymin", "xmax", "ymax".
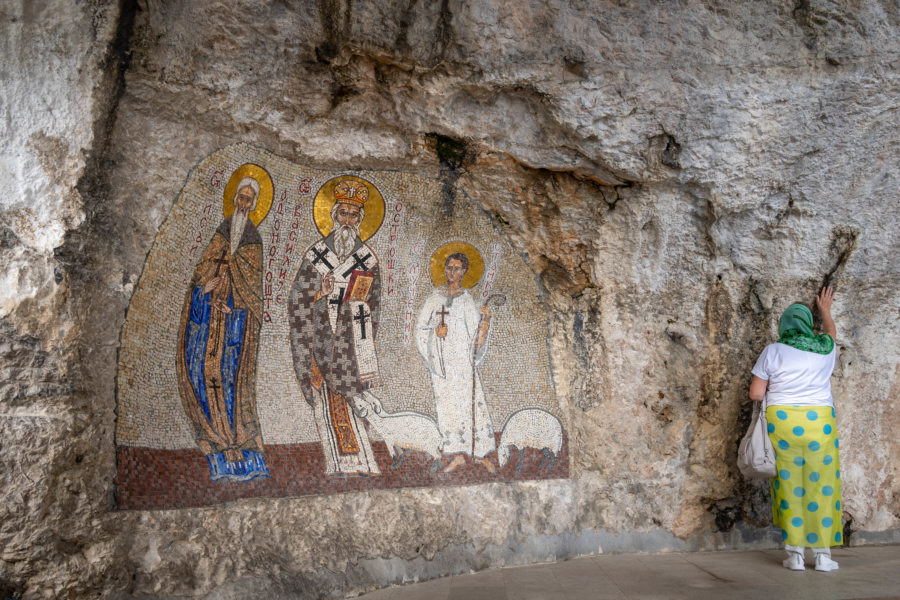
[
  {"xmin": 430, "ymin": 241, "xmax": 484, "ymax": 289},
  {"xmin": 313, "ymin": 176, "xmax": 385, "ymax": 242},
  {"xmin": 223, "ymin": 164, "xmax": 274, "ymax": 226}
]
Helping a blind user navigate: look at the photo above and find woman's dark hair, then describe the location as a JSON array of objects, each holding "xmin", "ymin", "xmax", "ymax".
[{"xmin": 445, "ymin": 252, "xmax": 469, "ymax": 272}]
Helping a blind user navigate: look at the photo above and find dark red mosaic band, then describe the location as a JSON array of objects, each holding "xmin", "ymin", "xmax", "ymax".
[{"xmin": 116, "ymin": 434, "xmax": 569, "ymax": 510}]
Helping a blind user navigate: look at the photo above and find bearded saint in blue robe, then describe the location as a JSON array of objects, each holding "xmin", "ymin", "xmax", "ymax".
[{"xmin": 176, "ymin": 177, "xmax": 269, "ymax": 481}]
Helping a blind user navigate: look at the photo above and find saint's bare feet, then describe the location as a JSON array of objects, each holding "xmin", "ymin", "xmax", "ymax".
[
  {"xmin": 442, "ymin": 455, "xmax": 466, "ymax": 473},
  {"xmin": 475, "ymin": 457, "xmax": 496, "ymax": 474}
]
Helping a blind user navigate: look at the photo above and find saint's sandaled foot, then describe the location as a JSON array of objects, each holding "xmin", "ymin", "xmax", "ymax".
[
  {"xmin": 442, "ymin": 454, "xmax": 466, "ymax": 473},
  {"xmin": 475, "ymin": 456, "xmax": 496, "ymax": 474}
]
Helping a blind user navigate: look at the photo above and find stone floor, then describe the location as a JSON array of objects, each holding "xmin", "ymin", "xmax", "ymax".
[{"xmin": 355, "ymin": 545, "xmax": 900, "ymax": 600}]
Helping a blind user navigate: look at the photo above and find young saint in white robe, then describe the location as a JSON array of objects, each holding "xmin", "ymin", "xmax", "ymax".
[{"xmin": 415, "ymin": 253, "xmax": 496, "ymax": 472}]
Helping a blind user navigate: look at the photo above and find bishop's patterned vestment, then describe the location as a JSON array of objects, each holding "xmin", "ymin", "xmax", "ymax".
[{"xmin": 288, "ymin": 231, "xmax": 382, "ymax": 475}]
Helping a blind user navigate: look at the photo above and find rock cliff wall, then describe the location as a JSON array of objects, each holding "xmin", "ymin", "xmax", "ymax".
[{"xmin": 1, "ymin": 1, "xmax": 897, "ymax": 598}]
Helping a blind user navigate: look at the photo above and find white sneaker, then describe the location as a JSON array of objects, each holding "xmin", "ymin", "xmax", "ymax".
[
  {"xmin": 783, "ymin": 552, "xmax": 805, "ymax": 571},
  {"xmin": 815, "ymin": 554, "xmax": 839, "ymax": 572}
]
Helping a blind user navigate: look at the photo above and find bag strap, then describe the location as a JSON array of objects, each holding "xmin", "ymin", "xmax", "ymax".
[{"xmin": 751, "ymin": 396, "xmax": 767, "ymax": 421}]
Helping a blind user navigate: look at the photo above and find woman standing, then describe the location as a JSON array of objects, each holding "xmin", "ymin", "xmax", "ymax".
[{"xmin": 749, "ymin": 287, "xmax": 842, "ymax": 571}]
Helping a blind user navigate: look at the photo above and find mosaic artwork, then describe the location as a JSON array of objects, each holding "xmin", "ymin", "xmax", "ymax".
[{"xmin": 115, "ymin": 145, "xmax": 568, "ymax": 509}]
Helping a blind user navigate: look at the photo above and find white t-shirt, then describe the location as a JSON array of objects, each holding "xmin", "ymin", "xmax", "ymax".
[{"xmin": 751, "ymin": 342, "xmax": 836, "ymax": 407}]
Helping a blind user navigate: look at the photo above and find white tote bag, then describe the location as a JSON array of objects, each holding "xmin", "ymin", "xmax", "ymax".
[{"xmin": 737, "ymin": 399, "xmax": 777, "ymax": 480}]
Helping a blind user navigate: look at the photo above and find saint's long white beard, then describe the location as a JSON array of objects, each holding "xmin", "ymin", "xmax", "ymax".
[
  {"xmin": 334, "ymin": 224, "xmax": 359, "ymax": 258},
  {"xmin": 230, "ymin": 210, "xmax": 249, "ymax": 254}
]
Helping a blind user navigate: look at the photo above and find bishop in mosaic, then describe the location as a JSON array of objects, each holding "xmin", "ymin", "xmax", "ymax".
[
  {"xmin": 416, "ymin": 243, "xmax": 498, "ymax": 473},
  {"xmin": 288, "ymin": 177, "xmax": 384, "ymax": 475},
  {"xmin": 175, "ymin": 164, "xmax": 272, "ymax": 481}
]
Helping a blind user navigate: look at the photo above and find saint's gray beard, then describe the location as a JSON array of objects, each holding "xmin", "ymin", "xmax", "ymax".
[
  {"xmin": 230, "ymin": 210, "xmax": 249, "ymax": 254},
  {"xmin": 334, "ymin": 224, "xmax": 359, "ymax": 258}
]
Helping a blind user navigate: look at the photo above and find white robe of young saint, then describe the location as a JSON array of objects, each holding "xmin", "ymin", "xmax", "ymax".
[{"xmin": 415, "ymin": 288, "xmax": 496, "ymax": 458}]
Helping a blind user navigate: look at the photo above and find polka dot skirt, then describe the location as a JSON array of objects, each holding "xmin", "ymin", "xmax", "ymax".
[{"xmin": 766, "ymin": 405, "xmax": 842, "ymax": 547}]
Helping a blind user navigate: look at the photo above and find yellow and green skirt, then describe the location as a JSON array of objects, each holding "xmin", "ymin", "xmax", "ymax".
[{"xmin": 766, "ymin": 405, "xmax": 842, "ymax": 547}]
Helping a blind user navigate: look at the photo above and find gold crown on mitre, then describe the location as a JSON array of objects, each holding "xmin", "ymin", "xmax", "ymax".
[{"xmin": 333, "ymin": 180, "xmax": 369, "ymax": 207}]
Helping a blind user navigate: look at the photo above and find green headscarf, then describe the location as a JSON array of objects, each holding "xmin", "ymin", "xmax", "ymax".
[{"xmin": 777, "ymin": 303, "xmax": 834, "ymax": 355}]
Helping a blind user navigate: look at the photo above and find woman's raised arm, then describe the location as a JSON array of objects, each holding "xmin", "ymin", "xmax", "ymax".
[{"xmin": 817, "ymin": 286, "xmax": 837, "ymax": 339}]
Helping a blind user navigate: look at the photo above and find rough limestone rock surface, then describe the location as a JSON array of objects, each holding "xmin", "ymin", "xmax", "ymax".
[{"xmin": 1, "ymin": 1, "xmax": 898, "ymax": 598}]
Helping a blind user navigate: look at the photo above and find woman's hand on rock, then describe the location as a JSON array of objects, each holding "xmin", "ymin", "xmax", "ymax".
[{"xmin": 817, "ymin": 286, "xmax": 834, "ymax": 315}]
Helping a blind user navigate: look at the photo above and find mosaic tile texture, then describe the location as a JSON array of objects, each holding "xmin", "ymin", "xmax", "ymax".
[{"xmin": 116, "ymin": 144, "xmax": 567, "ymax": 508}]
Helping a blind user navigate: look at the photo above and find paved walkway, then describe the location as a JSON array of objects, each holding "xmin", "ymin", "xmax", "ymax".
[{"xmin": 356, "ymin": 545, "xmax": 900, "ymax": 600}]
